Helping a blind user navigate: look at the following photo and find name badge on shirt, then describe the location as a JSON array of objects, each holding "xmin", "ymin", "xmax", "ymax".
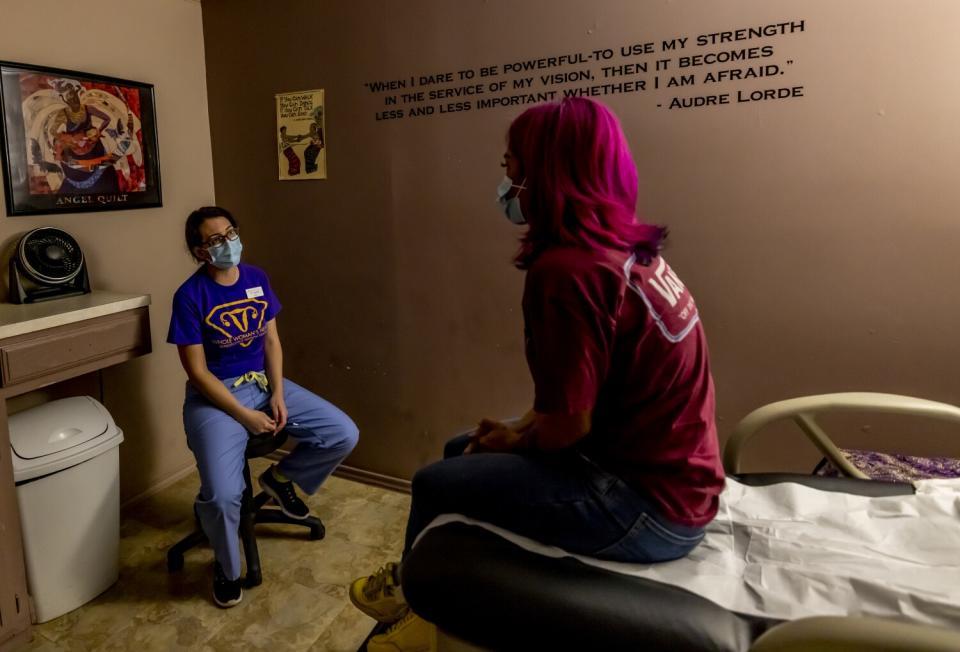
[{"xmin": 246, "ymin": 286, "xmax": 264, "ymax": 299}]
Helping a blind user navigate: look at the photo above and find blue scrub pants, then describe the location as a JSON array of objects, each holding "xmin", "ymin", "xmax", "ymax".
[
  {"xmin": 183, "ymin": 375, "xmax": 359, "ymax": 579},
  {"xmin": 403, "ymin": 433, "xmax": 706, "ymax": 563}
]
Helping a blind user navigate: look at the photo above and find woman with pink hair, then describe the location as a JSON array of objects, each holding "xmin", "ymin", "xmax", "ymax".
[{"xmin": 351, "ymin": 97, "xmax": 725, "ymax": 651}]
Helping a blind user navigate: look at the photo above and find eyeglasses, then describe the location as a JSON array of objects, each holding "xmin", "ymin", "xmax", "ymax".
[{"xmin": 202, "ymin": 227, "xmax": 239, "ymax": 249}]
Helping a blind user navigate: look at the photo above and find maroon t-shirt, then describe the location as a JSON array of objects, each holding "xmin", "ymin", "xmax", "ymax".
[{"xmin": 522, "ymin": 245, "xmax": 725, "ymax": 526}]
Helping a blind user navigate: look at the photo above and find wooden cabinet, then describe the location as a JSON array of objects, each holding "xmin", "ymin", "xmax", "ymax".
[
  {"xmin": 0, "ymin": 308, "xmax": 150, "ymax": 393},
  {"xmin": 0, "ymin": 295, "xmax": 150, "ymax": 651}
]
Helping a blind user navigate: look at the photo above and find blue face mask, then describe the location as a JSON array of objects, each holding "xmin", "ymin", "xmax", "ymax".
[
  {"xmin": 207, "ymin": 237, "xmax": 242, "ymax": 269},
  {"xmin": 496, "ymin": 175, "xmax": 527, "ymax": 225}
]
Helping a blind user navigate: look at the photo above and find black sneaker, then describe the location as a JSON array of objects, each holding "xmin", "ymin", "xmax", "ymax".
[
  {"xmin": 213, "ymin": 561, "xmax": 243, "ymax": 608},
  {"xmin": 258, "ymin": 466, "xmax": 310, "ymax": 520}
]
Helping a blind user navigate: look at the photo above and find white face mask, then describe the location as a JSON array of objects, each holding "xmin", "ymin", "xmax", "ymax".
[{"xmin": 495, "ymin": 175, "xmax": 527, "ymax": 225}]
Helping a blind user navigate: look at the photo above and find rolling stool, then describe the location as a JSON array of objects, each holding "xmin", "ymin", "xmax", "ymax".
[{"xmin": 167, "ymin": 429, "xmax": 325, "ymax": 587}]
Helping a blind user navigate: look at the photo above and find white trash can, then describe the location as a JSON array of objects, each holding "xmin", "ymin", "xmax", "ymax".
[{"xmin": 9, "ymin": 396, "xmax": 124, "ymax": 623}]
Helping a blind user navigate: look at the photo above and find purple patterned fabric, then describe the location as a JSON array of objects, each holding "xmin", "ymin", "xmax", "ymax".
[{"xmin": 814, "ymin": 448, "xmax": 960, "ymax": 483}]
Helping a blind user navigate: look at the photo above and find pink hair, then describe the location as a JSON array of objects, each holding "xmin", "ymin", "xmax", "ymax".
[{"xmin": 507, "ymin": 97, "xmax": 666, "ymax": 268}]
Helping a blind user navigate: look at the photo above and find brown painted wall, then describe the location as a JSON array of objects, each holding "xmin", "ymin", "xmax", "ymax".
[
  {"xmin": 202, "ymin": 0, "xmax": 960, "ymax": 480},
  {"xmin": 1, "ymin": 0, "xmax": 216, "ymax": 501}
]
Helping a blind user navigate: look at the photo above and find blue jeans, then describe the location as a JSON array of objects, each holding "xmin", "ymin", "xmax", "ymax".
[
  {"xmin": 183, "ymin": 375, "xmax": 358, "ymax": 579},
  {"xmin": 404, "ymin": 434, "xmax": 705, "ymax": 563}
]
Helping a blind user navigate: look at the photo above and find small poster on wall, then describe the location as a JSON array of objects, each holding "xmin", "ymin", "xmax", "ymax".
[
  {"xmin": 0, "ymin": 60, "xmax": 162, "ymax": 216},
  {"xmin": 275, "ymin": 88, "xmax": 325, "ymax": 181}
]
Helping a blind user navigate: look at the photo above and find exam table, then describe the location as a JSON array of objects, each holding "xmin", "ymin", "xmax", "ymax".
[{"xmin": 397, "ymin": 393, "xmax": 960, "ymax": 651}]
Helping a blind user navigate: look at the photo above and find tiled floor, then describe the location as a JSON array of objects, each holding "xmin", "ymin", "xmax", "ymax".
[{"xmin": 25, "ymin": 459, "xmax": 410, "ymax": 651}]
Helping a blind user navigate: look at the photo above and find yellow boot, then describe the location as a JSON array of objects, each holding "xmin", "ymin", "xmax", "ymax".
[
  {"xmin": 367, "ymin": 611, "xmax": 437, "ymax": 652},
  {"xmin": 350, "ymin": 562, "xmax": 409, "ymax": 623}
]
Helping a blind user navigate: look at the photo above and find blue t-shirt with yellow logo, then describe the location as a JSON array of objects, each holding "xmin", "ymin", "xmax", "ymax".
[{"xmin": 167, "ymin": 263, "xmax": 281, "ymax": 379}]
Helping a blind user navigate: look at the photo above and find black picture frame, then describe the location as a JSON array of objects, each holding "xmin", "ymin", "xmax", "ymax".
[{"xmin": 0, "ymin": 60, "xmax": 162, "ymax": 216}]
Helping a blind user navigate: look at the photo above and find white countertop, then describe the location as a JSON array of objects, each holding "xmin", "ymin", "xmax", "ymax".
[{"xmin": 0, "ymin": 292, "xmax": 151, "ymax": 340}]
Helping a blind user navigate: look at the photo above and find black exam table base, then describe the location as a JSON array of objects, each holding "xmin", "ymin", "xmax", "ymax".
[{"xmin": 358, "ymin": 473, "xmax": 913, "ymax": 652}]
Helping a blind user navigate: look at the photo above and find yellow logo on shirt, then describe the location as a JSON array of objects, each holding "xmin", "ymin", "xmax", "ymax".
[{"xmin": 205, "ymin": 298, "xmax": 269, "ymax": 348}]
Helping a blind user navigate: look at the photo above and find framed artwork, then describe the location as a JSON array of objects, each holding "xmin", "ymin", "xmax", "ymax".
[
  {"xmin": 0, "ymin": 60, "xmax": 162, "ymax": 216},
  {"xmin": 276, "ymin": 89, "xmax": 326, "ymax": 180}
]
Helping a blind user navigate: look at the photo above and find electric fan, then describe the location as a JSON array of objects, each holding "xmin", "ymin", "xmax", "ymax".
[{"xmin": 8, "ymin": 227, "xmax": 91, "ymax": 304}]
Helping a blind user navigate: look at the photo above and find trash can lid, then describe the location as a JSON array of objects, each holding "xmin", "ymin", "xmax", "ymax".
[{"xmin": 9, "ymin": 396, "xmax": 112, "ymax": 460}]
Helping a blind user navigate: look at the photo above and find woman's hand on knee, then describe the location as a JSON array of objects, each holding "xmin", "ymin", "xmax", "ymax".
[{"xmin": 465, "ymin": 419, "xmax": 526, "ymax": 454}]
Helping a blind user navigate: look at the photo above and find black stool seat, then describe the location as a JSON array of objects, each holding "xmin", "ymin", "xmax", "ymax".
[{"xmin": 167, "ymin": 429, "xmax": 325, "ymax": 587}]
